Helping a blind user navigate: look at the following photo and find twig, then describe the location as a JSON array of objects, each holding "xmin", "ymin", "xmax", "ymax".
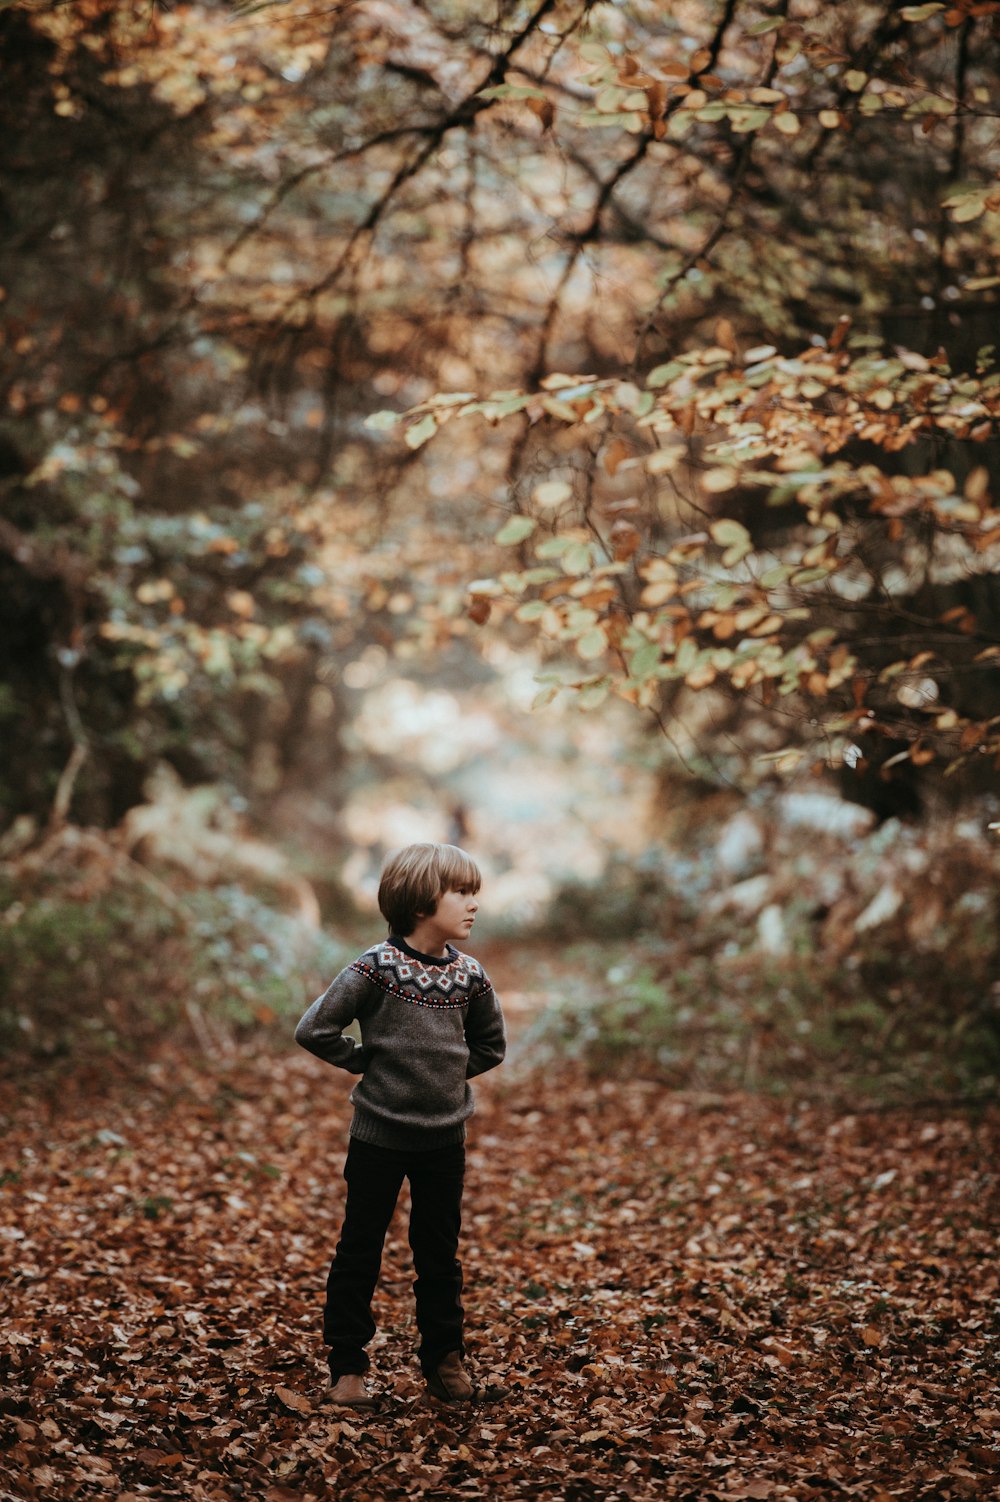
[
  {"xmin": 49, "ymin": 744, "xmax": 88, "ymax": 833},
  {"xmin": 279, "ymin": 0, "xmax": 563, "ymax": 330}
]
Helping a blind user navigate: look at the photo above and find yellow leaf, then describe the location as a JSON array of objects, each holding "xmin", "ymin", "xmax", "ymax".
[
  {"xmin": 647, "ymin": 448, "xmax": 682, "ymax": 474},
  {"xmin": 639, "ymin": 559, "xmax": 677, "ymax": 581},
  {"xmin": 533, "ymin": 480, "xmax": 573, "ymax": 509},
  {"xmin": 641, "ymin": 581, "xmax": 676, "ymax": 607},
  {"xmin": 703, "ymin": 467, "xmax": 737, "ymax": 493},
  {"xmin": 773, "ymin": 111, "xmax": 800, "ymax": 135},
  {"xmin": 965, "ymin": 467, "xmax": 991, "ymax": 504},
  {"xmin": 226, "ymin": 590, "xmax": 256, "ymax": 619},
  {"xmin": 950, "ymin": 196, "xmax": 986, "ymax": 224}
]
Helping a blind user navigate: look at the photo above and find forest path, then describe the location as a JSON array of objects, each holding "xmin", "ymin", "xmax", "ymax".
[{"xmin": 2, "ymin": 998, "xmax": 997, "ymax": 1501}]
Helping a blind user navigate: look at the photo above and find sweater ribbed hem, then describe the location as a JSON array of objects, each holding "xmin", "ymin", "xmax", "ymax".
[{"xmin": 349, "ymin": 1108, "xmax": 467, "ymax": 1152}]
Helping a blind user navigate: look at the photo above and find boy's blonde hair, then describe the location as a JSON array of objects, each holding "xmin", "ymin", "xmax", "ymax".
[{"xmin": 378, "ymin": 842, "xmax": 481, "ymax": 937}]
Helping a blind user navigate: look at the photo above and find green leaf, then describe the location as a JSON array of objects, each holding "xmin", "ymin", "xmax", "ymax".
[
  {"xmin": 577, "ymin": 679, "xmax": 611, "ymax": 710},
  {"xmin": 675, "ymin": 637, "xmax": 697, "ymax": 674},
  {"xmin": 533, "ymin": 480, "xmax": 573, "ymax": 508},
  {"xmin": 536, "ymin": 534, "xmax": 580, "ymax": 560},
  {"xmin": 710, "ymin": 519, "xmax": 752, "ymax": 554},
  {"xmin": 647, "ymin": 360, "xmax": 685, "ymax": 388},
  {"xmin": 576, "ymin": 627, "xmax": 608, "ymax": 659},
  {"xmin": 495, "ymin": 515, "xmax": 537, "ymax": 546},
  {"xmin": 578, "ymin": 110, "xmax": 645, "ymax": 131},
  {"xmin": 562, "ymin": 542, "xmax": 594, "ymax": 576},
  {"xmin": 519, "ymin": 566, "xmax": 562, "ymax": 585},
  {"xmin": 478, "ymin": 84, "xmax": 549, "ymax": 102},
  {"xmin": 515, "ymin": 600, "xmax": 547, "ymax": 622},
  {"xmin": 628, "ymin": 641, "xmax": 661, "ymax": 679},
  {"xmin": 727, "ymin": 107, "xmax": 772, "ymax": 134},
  {"xmin": 900, "ymin": 4, "xmax": 945, "ymax": 19},
  {"xmin": 404, "ymin": 413, "xmax": 437, "ymax": 449},
  {"xmin": 364, "ymin": 409, "xmax": 399, "ymax": 431},
  {"xmin": 482, "ymin": 394, "xmax": 533, "ymax": 419},
  {"xmin": 949, "ymin": 195, "xmax": 987, "ymax": 224}
]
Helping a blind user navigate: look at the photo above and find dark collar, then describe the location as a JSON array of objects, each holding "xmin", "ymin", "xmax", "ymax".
[{"xmin": 388, "ymin": 934, "xmax": 457, "ymax": 968}]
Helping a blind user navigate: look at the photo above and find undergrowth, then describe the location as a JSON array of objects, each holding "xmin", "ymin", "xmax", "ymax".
[
  {"xmin": 521, "ymin": 848, "xmax": 1000, "ymax": 1105},
  {"xmin": 521, "ymin": 936, "xmax": 1000, "ymax": 1104},
  {"xmin": 0, "ymin": 868, "xmax": 350, "ymax": 1065}
]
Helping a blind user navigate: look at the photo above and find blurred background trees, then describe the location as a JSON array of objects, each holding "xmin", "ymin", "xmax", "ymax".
[{"xmin": 2, "ymin": 0, "xmax": 998, "ymax": 1087}]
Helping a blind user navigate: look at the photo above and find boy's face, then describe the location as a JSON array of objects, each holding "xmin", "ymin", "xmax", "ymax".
[{"xmin": 428, "ymin": 885, "xmax": 479, "ymax": 944}]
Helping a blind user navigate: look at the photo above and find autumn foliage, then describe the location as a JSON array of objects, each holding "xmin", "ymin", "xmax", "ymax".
[
  {"xmin": 3, "ymin": 0, "xmax": 1000, "ymax": 826},
  {"xmin": 3, "ymin": 990, "xmax": 998, "ymax": 1500},
  {"xmin": 3, "ymin": 4, "xmax": 1000, "ymax": 1491},
  {"xmin": 379, "ymin": 338, "xmax": 1000, "ymax": 777}
]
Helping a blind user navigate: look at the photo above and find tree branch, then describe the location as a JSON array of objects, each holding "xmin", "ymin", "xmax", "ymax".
[{"xmin": 277, "ymin": 0, "xmax": 564, "ymax": 328}]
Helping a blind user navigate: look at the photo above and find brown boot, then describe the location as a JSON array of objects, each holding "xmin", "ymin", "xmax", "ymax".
[
  {"xmin": 426, "ymin": 1351, "xmax": 473, "ymax": 1401},
  {"xmin": 329, "ymin": 1372, "xmax": 376, "ymax": 1408}
]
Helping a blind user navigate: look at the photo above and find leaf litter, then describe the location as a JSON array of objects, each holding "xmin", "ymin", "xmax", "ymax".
[{"xmin": 0, "ymin": 1027, "xmax": 997, "ymax": 1500}]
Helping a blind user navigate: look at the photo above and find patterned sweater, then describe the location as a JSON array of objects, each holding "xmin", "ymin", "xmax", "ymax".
[{"xmin": 294, "ymin": 936, "xmax": 506, "ymax": 1150}]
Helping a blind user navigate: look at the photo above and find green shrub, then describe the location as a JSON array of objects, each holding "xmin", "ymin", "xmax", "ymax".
[
  {"xmin": 0, "ymin": 871, "xmax": 350, "ymax": 1062},
  {"xmin": 526, "ymin": 830, "xmax": 1000, "ymax": 1101},
  {"xmin": 522, "ymin": 938, "xmax": 1000, "ymax": 1104},
  {"xmin": 532, "ymin": 858, "xmax": 683, "ymax": 942}
]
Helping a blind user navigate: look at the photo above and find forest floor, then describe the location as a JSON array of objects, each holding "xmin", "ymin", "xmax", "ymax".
[{"xmin": 1, "ymin": 947, "xmax": 998, "ymax": 1501}]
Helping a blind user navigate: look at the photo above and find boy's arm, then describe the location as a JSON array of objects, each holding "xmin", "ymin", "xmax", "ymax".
[
  {"xmin": 464, "ymin": 983, "xmax": 506, "ymax": 1079},
  {"xmin": 294, "ymin": 967, "xmax": 371, "ymax": 1073}
]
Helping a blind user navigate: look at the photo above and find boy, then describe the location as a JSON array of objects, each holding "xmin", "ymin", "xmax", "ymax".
[{"xmin": 295, "ymin": 841, "xmax": 506, "ymax": 1407}]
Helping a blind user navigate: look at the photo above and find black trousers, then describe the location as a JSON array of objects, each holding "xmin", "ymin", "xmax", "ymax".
[{"xmin": 324, "ymin": 1135, "xmax": 466, "ymax": 1378}]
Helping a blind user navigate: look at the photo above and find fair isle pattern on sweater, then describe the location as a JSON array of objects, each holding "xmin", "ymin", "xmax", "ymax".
[{"xmin": 349, "ymin": 942, "xmax": 492, "ymax": 1010}]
